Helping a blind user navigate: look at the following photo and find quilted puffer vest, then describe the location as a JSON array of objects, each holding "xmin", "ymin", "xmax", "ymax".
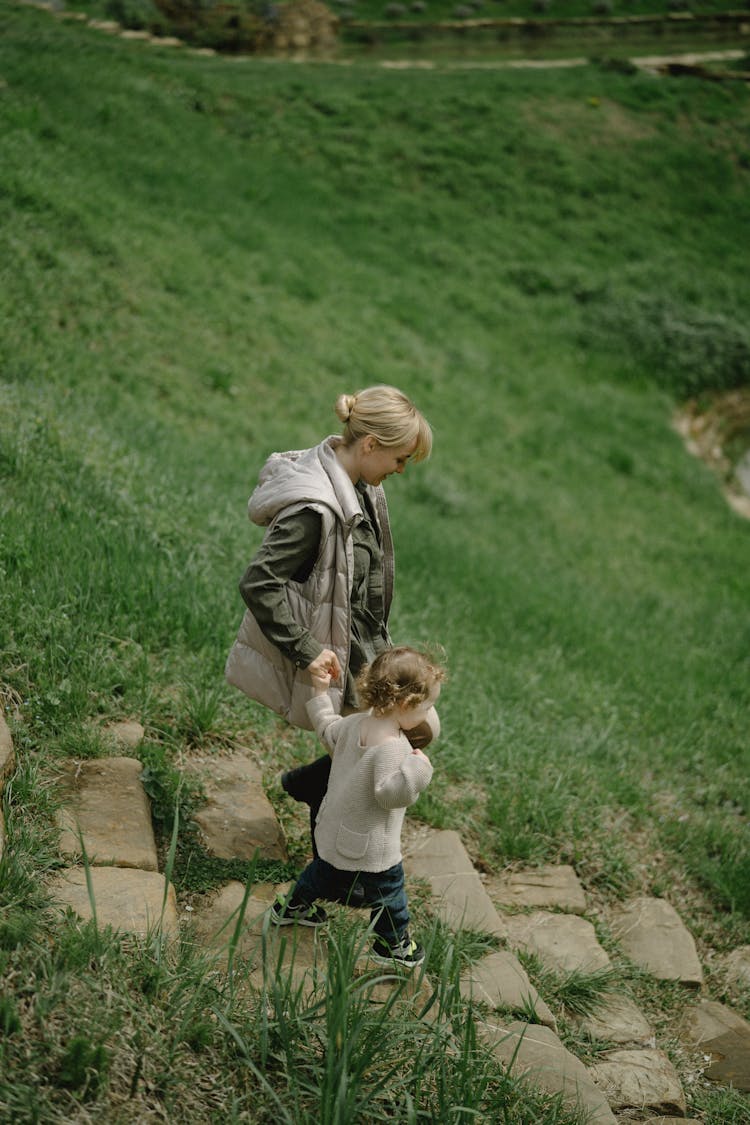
[{"xmin": 225, "ymin": 437, "xmax": 394, "ymax": 730}]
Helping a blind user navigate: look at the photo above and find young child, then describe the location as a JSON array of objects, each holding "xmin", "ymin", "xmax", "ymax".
[{"xmin": 271, "ymin": 646, "xmax": 444, "ymax": 967}]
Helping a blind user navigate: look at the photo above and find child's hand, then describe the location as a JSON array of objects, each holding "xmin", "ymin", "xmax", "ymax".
[
  {"xmin": 411, "ymin": 748, "xmax": 431, "ymax": 766},
  {"xmin": 307, "ymin": 649, "xmax": 341, "ymax": 693}
]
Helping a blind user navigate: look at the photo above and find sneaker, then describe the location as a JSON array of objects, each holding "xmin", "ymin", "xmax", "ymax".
[
  {"xmin": 270, "ymin": 896, "xmax": 328, "ymax": 928},
  {"xmin": 371, "ymin": 934, "xmax": 425, "ymax": 968}
]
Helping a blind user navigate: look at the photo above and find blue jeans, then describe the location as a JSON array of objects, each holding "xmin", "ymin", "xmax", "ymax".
[{"xmin": 289, "ymin": 857, "xmax": 409, "ymax": 946}]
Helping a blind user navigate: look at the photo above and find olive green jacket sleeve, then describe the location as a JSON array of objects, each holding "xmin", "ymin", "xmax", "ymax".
[{"xmin": 239, "ymin": 508, "xmax": 324, "ymax": 670}]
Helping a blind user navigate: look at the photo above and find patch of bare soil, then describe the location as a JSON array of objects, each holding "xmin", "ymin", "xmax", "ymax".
[
  {"xmin": 673, "ymin": 386, "xmax": 750, "ymax": 520},
  {"xmin": 522, "ymin": 95, "xmax": 658, "ymax": 145}
]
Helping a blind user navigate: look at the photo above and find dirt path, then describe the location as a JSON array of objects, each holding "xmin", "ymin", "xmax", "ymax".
[{"xmin": 377, "ymin": 48, "xmax": 746, "ymax": 70}]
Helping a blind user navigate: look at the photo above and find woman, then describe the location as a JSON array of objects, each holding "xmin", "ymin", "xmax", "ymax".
[{"xmin": 225, "ymin": 384, "xmax": 437, "ymax": 847}]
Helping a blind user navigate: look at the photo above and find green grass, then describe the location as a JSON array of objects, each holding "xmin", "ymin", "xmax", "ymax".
[{"xmin": 1, "ymin": 0, "xmax": 750, "ymax": 1117}]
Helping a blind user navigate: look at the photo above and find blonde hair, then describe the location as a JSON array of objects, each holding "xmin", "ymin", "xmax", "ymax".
[
  {"xmin": 334, "ymin": 385, "xmax": 432, "ymax": 463},
  {"xmin": 357, "ymin": 646, "xmax": 445, "ymax": 716}
]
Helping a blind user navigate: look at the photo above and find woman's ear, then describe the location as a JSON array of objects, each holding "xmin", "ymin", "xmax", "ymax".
[{"xmin": 361, "ymin": 434, "xmax": 378, "ymax": 455}]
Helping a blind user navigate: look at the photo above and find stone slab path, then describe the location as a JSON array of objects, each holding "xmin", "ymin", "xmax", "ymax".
[
  {"xmin": 187, "ymin": 752, "xmax": 287, "ymax": 861},
  {"xmin": 55, "ymin": 756, "xmax": 159, "ymax": 870},
  {"xmin": 2, "ymin": 720, "xmax": 750, "ymax": 1119},
  {"xmin": 612, "ymin": 897, "xmax": 704, "ymax": 989}
]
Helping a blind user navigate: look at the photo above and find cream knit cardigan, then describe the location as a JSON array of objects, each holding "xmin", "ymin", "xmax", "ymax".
[{"xmin": 307, "ymin": 693, "xmax": 435, "ymax": 873}]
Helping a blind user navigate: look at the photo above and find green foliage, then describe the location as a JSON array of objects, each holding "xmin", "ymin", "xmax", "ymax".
[
  {"xmin": 152, "ymin": 0, "xmax": 268, "ymax": 50},
  {"xmin": 0, "ymin": 997, "xmax": 21, "ymax": 1037},
  {"xmin": 583, "ymin": 291, "xmax": 750, "ymax": 396},
  {"xmin": 57, "ymin": 1034, "xmax": 110, "ymax": 1099},
  {"xmin": 517, "ymin": 952, "xmax": 623, "ymax": 1017},
  {"xmin": 105, "ymin": 0, "xmax": 167, "ymax": 31},
  {"xmin": 661, "ymin": 814, "xmax": 750, "ymax": 916}
]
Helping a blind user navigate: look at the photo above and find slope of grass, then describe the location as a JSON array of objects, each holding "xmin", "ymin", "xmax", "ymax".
[{"xmin": 1, "ymin": 1, "xmax": 750, "ymax": 1117}]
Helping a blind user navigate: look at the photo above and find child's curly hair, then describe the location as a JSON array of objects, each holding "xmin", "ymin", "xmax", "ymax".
[{"xmin": 356, "ymin": 646, "xmax": 446, "ymax": 716}]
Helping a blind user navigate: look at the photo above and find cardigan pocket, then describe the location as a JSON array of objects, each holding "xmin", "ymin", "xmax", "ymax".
[{"xmin": 336, "ymin": 824, "xmax": 369, "ymax": 860}]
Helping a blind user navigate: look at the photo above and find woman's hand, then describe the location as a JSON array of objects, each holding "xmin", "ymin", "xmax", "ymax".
[{"xmin": 307, "ymin": 649, "xmax": 342, "ymax": 693}]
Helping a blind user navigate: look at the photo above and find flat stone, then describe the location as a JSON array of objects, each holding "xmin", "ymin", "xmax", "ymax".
[
  {"xmin": 611, "ymin": 897, "xmax": 703, "ymax": 987},
  {"xmin": 460, "ymin": 950, "xmax": 557, "ymax": 1029},
  {"xmin": 55, "ymin": 757, "xmax": 158, "ymax": 871},
  {"xmin": 189, "ymin": 880, "xmax": 279, "ymax": 963},
  {"xmin": 573, "ymin": 995, "xmax": 654, "ymax": 1046},
  {"xmin": 403, "ymin": 829, "xmax": 507, "ymax": 938},
  {"xmin": 683, "ymin": 998, "xmax": 750, "ymax": 1044},
  {"xmin": 480, "ymin": 1019, "xmax": 617, "ymax": 1124},
  {"xmin": 724, "ymin": 945, "xmax": 750, "ymax": 987},
  {"xmin": 504, "ymin": 911, "xmax": 611, "ymax": 973},
  {"xmin": 0, "ymin": 712, "xmax": 14, "ymax": 784},
  {"xmin": 191, "ymin": 879, "xmax": 324, "ymax": 997},
  {"xmin": 49, "ymin": 867, "xmax": 178, "ymax": 938},
  {"xmin": 190, "ymin": 754, "xmax": 287, "ymax": 861},
  {"xmin": 486, "ymin": 865, "xmax": 587, "ymax": 914},
  {"xmin": 103, "ymin": 720, "xmax": 144, "ymax": 749},
  {"xmin": 354, "ymin": 958, "xmax": 436, "ymax": 1016},
  {"xmin": 700, "ymin": 1030, "xmax": 750, "ymax": 1092},
  {"xmin": 681, "ymin": 999, "xmax": 750, "ymax": 1092},
  {"xmin": 589, "ymin": 1048, "xmax": 686, "ymax": 1116}
]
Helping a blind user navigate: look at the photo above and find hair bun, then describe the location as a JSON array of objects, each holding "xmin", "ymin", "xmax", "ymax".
[{"xmin": 334, "ymin": 393, "xmax": 357, "ymax": 424}]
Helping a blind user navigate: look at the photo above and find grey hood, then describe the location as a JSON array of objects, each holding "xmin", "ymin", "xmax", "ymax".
[{"xmin": 248, "ymin": 436, "xmax": 363, "ymax": 531}]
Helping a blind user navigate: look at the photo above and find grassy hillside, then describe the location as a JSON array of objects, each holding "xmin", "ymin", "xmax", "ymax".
[{"xmin": 1, "ymin": 1, "xmax": 750, "ymax": 1118}]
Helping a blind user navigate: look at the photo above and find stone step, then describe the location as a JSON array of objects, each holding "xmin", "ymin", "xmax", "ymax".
[
  {"xmin": 189, "ymin": 879, "xmax": 433, "ymax": 1010},
  {"xmin": 403, "ymin": 828, "xmax": 507, "ymax": 938},
  {"xmin": 101, "ymin": 719, "xmax": 145, "ymax": 751},
  {"xmin": 681, "ymin": 999, "xmax": 750, "ymax": 1093},
  {"xmin": 459, "ymin": 949, "xmax": 557, "ymax": 1030},
  {"xmin": 611, "ymin": 897, "xmax": 703, "ymax": 988},
  {"xmin": 504, "ymin": 910, "xmax": 611, "ymax": 974},
  {"xmin": 189, "ymin": 879, "xmax": 280, "ymax": 965},
  {"xmin": 0, "ymin": 711, "xmax": 14, "ymax": 861},
  {"xmin": 187, "ymin": 752, "xmax": 287, "ymax": 861},
  {"xmin": 589, "ymin": 1048, "xmax": 686, "ymax": 1117},
  {"xmin": 0, "ymin": 711, "xmax": 14, "ymax": 782},
  {"xmin": 55, "ymin": 756, "xmax": 158, "ymax": 871},
  {"xmin": 0, "ymin": 711, "xmax": 14, "ymax": 859},
  {"xmin": 479, "ymin": 1018, "xmax": 617, "ymax": 1124},
  {"xmin": 486, "ymin": 864, "xmax": 587, "ymax": 914},
  {"xmin": 724, "ymin": 945, "xmax": 750, "ymax": 988},
  {"xmin": 572, "ymin": 994, "xmax": 654, "ymax": 1047},
  {"xmin": 48, "ymin": 866, "xmax": 178, "ymax": 938}
]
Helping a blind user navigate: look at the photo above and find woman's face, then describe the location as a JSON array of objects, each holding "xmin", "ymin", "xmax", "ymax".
[{"xmin": 360, "ymin": 436, "xmax": 418, "ymax": 487}]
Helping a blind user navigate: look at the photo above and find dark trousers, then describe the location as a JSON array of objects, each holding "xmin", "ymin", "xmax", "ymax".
[
  {"xmin": 289, "ymin": 856, "xmax": 409, "ymax": 946},
  {"xmin": 282, "ymin": 754, "xmax": 332, "ymax": 856}
]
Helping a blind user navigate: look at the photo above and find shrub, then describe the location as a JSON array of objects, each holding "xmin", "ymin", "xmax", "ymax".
[
  {"xmin": 153, "ymin": 0, "xmax": 269, "ymax": 50},
  {"xmin": 583, "ymin": 292, "xmax": 750, "ymax": 397},
  {"xmin": 105, "ymin": 0, "xmax": 166, "ymax": 30}
]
